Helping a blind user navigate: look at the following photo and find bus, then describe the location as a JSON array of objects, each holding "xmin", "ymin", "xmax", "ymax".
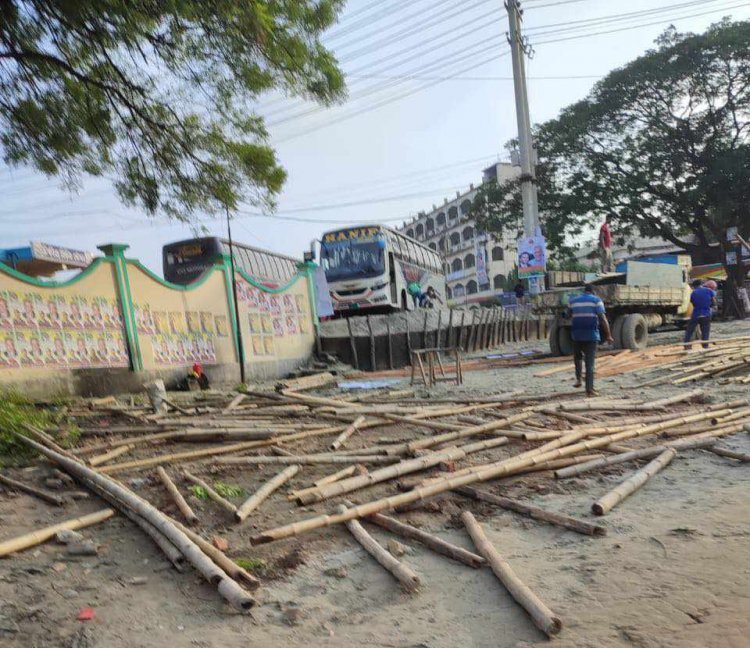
[
  {"xmin": 318, "ymin": 225, "xmax": 445, "ymax": 314},
  {"xmin": 163, "ymin": 237, "xmax": 300, "ymax": 286}
]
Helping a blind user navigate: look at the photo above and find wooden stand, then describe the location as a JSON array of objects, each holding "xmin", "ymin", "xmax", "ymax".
[{"xmin": 410, "ymin": 347, "xmax": 463, "ymax": 387}]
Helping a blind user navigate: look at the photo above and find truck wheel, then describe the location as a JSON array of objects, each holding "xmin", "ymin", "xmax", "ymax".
[
  {"xmin": 549, "ymin": 321, "xmax": 562, "ymax": 356},
  {"xmin": 549, "ymin": 320, "xmax": 573, "ymax": 356},
  {"xmin": 621, "ymin": 313, "xmax": 648, "ymax": 350},
  {"xmin": 611, "ymin": 315, "xmax": 626, "ymax": 349}
]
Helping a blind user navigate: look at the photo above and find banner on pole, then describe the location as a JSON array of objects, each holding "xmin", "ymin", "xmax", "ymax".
[{"xmin": 517, "ymin": 235, "xmax": 546, "ymax": 278}]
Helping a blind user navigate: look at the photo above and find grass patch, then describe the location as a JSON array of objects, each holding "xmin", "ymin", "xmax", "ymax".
[
  {"xmin": 0, "ymin": 391, "xmax": 77, "ymax": 465},
  {"xmin": 235, "ymin": 557, "xmax": 266, "ymax": 572},
  {"xmin": 190, "ymin": 481, "xmax": 245, "ymax": 500}
]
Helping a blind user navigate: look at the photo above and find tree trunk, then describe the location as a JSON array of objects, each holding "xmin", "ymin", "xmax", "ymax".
[{"xmin": 721, "ymin": 245, "xmax": 748, "ymax": 319}]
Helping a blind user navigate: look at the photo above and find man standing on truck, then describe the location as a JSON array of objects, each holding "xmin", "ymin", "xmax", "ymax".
[
  {"xmin": 599, "ymin": 215, "xmax": 614, "ymax": 272},
  {"xmin": 570, "ymin": 285, "xmax": 614, "ymax": 396},
  {"xmin": 684, "ymin": 279, "xmax": 716, "ymax": 350}
]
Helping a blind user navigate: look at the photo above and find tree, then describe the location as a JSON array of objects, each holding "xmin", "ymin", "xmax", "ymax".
[
  {"xmin": 471, "ymin": 20, "xmax": 750, "ymax": 317},
  {"xmin": 0, "ymin": 1, "xmax": 345, "ymax": 219}
]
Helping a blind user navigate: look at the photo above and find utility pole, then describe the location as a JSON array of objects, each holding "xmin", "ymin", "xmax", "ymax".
[
  {"xmin": 226, "ymin": 208, "xmax": 246, "ymax": 385},
  {"xmin": 506, "ymin": 0, "xmax": 544, "ymax": 294}
]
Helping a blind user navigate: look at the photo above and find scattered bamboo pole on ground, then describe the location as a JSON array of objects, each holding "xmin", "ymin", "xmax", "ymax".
[
  {"xmin": 215, "ymin": 454, "xmax": 396, "ymax": 466},
  {"xmin": 15, "ymin": 435, "xmax": 255, "ymax": 610},
  {"xmin": 0, "ymin": 508, "xmax": 115, "ymax": 557},
  {"xmin": 592, "ymin": 448, "xmax": 676, "ymax": 516},
  {"xmin": 461, "ymin": 511, "xmax": 562, "ymax": 636},
  {"xmin": 555, "ymin": 437, "xmax": 717, "ymax": 478},
  {"xmin": 456, "ymin": 486, "xmax": 606, "ymax": 537},
  {"xmin": 0, "ymin": 473, "xmax": 65, "ymax": 506},
  {"xmin": 330, "ymin": 415, "xmax": 366, "ymax": 451},
  {"xmin": 88, "ymin": 443, "xmax": 135, "ymax": 467},
  {"xmin": 289, "ymin": 465, "xmax": 365, "ymax": 501},
  {"xmin": 235, "ymin": 465, "xmax": 300, "ymax": 522},
  {"xmin": 183, "ymin": 471, "xmax": 238, "ymax": 515},
  {"xmin": 156, "ymin": 467, "xmax": 199, "ymax": 524},
  {"xmin": 706, "ymin": 446, "xmax": 750, "ymax": 462},
  {"xmin": 250, "ymin": 409, "xmax": 730, "ymax": 545},
  {"xmin": 171, "ymin": 518, "xmax": 260, "ymax": 590},
  {"xmin": 222, "ymin": 393, "xmax": 246, "ymax": 413},
  {"xmin": 337, "ymin": 504, "xmax": 420, "ymax": 592},
  {"xmin": 367, "ymin": 512, "xmax": 485, "ymax": 568}
]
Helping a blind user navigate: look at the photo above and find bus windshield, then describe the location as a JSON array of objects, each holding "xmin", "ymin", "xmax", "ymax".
[{"xmin": 321, "ymin": 239, "xmax": 385, "ymax": 281}]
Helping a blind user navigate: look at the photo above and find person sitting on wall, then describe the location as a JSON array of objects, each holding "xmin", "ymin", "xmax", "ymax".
[
  {"xmin": 425, "ymin": 286, "xmax": 443, "ymax": 306},
  {"xmin": 407, "ymin": 280, "xmax": 428, "ymax": 308}
]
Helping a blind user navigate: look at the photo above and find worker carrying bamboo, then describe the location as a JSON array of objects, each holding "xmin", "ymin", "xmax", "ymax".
[
  {"xmin": 569, "ymin": 284, "xmax": 614, "ymax": 396},
  {"xmin": 683, "ymin": 279, "xmax": 717, "ymax": 350}
]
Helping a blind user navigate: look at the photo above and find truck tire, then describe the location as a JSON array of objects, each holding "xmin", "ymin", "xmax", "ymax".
[
  {"xmin": 611, "ymin": 315, "xmax": 627, "ymax": 349},
  {"xmin": 621, "ymin": 313, "xmax": 648, "ymax": 350},
  {"xmin": 549, "ymin": 320, "xmax": 573, "ymax": 356}
]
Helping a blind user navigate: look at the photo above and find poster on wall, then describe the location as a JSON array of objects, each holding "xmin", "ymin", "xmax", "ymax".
[
  {"xmin": 517, "ymin": 235, "xmax": 547, "ymax": 279},
  {"xmin": 475, "ymin": 241, "xmax": 488, "ymax": 286}
]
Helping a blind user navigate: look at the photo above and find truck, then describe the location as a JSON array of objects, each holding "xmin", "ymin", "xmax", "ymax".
[{"xmin": 540, "ymin": 259, "xmax": 692, "ymax": 354}]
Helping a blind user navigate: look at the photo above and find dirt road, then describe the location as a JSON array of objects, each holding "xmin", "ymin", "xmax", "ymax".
[{"xmin": 1, "ymin": 320, "xmax": 748, "ymax": 647}]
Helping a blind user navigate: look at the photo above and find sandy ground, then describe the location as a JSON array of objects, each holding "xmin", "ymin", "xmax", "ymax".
[{"xmin": 1, "ymin": 319, "xmax": 749, "ymax": 648}]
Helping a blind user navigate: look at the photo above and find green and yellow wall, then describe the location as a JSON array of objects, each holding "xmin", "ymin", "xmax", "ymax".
[{"xmin": 0, "ymin": 244, "xmax": 317, "ymax": 396}]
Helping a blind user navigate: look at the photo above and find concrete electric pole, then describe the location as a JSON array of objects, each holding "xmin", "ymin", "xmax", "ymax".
[{"xmin": 506, "ymin": 0, "xmax": 544, "ymax": 294}]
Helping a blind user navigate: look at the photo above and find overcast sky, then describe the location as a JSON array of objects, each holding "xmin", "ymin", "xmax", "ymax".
[{"xmin": 2, "ymin": 0, "xmax": 749, "ymax": 274}]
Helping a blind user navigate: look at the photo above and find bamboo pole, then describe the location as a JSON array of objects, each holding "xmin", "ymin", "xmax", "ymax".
[
  {"xmin": 367, "ymin": 315, "xmax": 377, "ymax": 371},
  {"xmin": 456, "ymin": 487, "xmax": 606, "ymax": 537},
  {"xmin": 461, "ymin": 511, "xmax": 562, "ymax": 636},
  {"xmin": 592, "ymin": 448, "xmax": 676, "ymax": 516},
  {"xmin": 555, "ymin": 437, "xmax": 716, "ymax": 478},
  {"xmin": 0, "ymin": 473, "xmax": 65, "ymax": 506},
  {"xmin": 367, "ymin": 512, "xmax": 485, "ymax": 568},
  {"xmin": 404, "ymin": 313, "xmax": 413, "ymax": 364},
  {"xmin": 707, "ymin": 446, "xmax": 750, "ymax": 462},
  {"xmin": 215, "ymin": 454, "xmax": 396, "ymax": 466},
  {"xmin": 88, "ymin": 443, "xmax": 135, "ymax": 467},
  {"xmin": 337, "ymin": 505, "xmax": 420, "ymax": 592},
  {"xmin": 235, "ymin": 465, "xmax": 299, "ymax": 522},
  {"xmin": 0, "ymin": 508, "xmax": 114, "ymax": 557},
  {"xmin": 385, "ymin": 317, "xmax": 394, "ymax": 370},
  {"xmin": 156, "ymin": 467, "xmax": 199, "ymax": 524},
  {"xmin": 183, "ymin": 471, "xmax": 238, "ymax": 515},
  {"xmin": 249, "ymin": 409, "xmax": 730, "ymax": 545},
  {"xmin": 170, "ymin": 518, "xmax": 260, "ymax": 590},
  {"xmin": 15, "ymin": 435, "xmax": 255, "ymax": 610},
  {"xmin": 347, "ymin": 316, "xmax": 359, "ymax": 370},
  {"xmin": 222, "ymin": 393, "xmax": 246, "ymax": 413},
  {"xmin": 315, "ymin": 464, "xmax": 362, "ymax": 487},
  {"xmin": 295, "ymin": 436, "xmax": 510, "ymax": 505},
  {"xmin": 330, "ymin": 415, "xmax": 366, "ymax": 451}
]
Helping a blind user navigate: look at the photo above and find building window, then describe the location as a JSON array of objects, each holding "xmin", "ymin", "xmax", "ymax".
[
  {"xmin": 492, "ymin": 246, "xmax": 504, "ymax": 261},
  {"xmin": 464, "ymin": 253, "xmax": 475, "ymax": 268},
  {"xmin": 449, "ymin": 232, "xmax": 460, "ymax": 247},
  {"xmin": 428, "ymin": 242, "xmax": 437, "ymax": 251},
  {"xmin": 426, "ymin": 217, "xmax": 435, "ymax": 236},
  {"xmin": 493, "ymin": 274, "xmax": 506, "ymax": 290},
  {"xmin": 460, "ymin": 199, "xmax": 472, "ymax": 215},
  {"xmin": 479, "ymin": 282, "xmax": 490, "ymax": 292},
  {"xmin": 415, "ymin": 223, "xmax": 424, "ymax": 239},
  {"xmin": 454, "ymin": 283, "xmax": 465, "ymax": 297},
  {"xmin": 436, "ymin": 212, "xmax": 446, "ymax": 228},
  {"xmin": 438, "ymin": 237, "xmax": 446, "ymax": 252},
  {"xmin": 467, "ymin": 280, "xmax": 478, "ymax": 295},
  {"xmin": 462, "ymin": 226, "xmax": 474, "ymax": 242},
  {"xmin": 445, "ymin": 286, "xmax": 452, "ymax": 300},
  {"xmin": 406, "ymin": 229, "xmax": 414, "ymax": 238},
  {"xmin": 451, "ymin": 258, "xmax": 463, "ymax": 272},
  {"xmin": 443, "ymin": 262, "xmax": 450, "ymax": 274},
  {"xmin": 448, "ymin": 206, "xmax": 458, "ymax": 221}
]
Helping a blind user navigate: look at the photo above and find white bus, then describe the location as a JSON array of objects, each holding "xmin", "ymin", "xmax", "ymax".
[{"xmin": 319, "ymin": 225, "xmax": 445, "ymax": 314}]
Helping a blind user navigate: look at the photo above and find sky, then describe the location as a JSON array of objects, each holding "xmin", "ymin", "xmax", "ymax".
[{"xmin": 2, "ymin": 0, "xmax": 749, "ymax": 275}]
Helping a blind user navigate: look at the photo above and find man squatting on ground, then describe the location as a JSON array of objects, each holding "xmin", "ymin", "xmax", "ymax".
[{"xmin": 569, "ymin": 284, "xmax": 614, "ymax": 396}]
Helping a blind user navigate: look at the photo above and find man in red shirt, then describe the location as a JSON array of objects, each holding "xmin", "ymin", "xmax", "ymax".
[{"xmin": 599, "ymin": 216, "xmax": 614, "ymax": 272}]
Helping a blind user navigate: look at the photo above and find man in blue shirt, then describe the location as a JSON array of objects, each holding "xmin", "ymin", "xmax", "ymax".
[
  {"xmin": 684, "ymin": 279, "xmax": 716, "ymax": 350},
  {"xmin": 569, "ymin": 285, "xmax": 614, "ymax": 396}
]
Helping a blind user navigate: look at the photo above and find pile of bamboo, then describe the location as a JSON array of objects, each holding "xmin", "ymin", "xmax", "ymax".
[{"xmin": 3, "ymin": 376, "xmax": 749, "ymax": 634}]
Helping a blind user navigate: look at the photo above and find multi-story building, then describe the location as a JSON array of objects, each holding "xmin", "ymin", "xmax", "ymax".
[{"xmin": 397, "ymin": 162, "xmax": 520, "ymax": 305}]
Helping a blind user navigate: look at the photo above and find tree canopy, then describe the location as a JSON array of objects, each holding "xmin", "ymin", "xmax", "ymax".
[
  {"xmin": 471, "ymin": 19, "xmax": 750, "ymax": 313},
  {"xmin": 0, "ymin": 1, "xmax": 345, "ymax": 218}
]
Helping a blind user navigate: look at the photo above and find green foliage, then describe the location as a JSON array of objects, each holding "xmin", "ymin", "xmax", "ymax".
[
  {"xmin": 0, "ymin": 1, "xmax": 346, "ymax": 219},
  {"xmin": 0, "ymin": 391, "xmax": 66, "ymax": 464},
  {"xmin": 190, "ymin": 480, "xmax": 245, "ymax": 499},
  {"xmin": 235, "ymin": 557, "xmax": 266, "ymax": 572},
  {"xmin": 470, "ymin": 20, "xmax": 750, "ymax": 313}
]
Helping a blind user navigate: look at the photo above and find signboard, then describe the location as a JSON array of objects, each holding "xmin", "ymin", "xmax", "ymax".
[
  {"xmin": 322, "ymin": 227, "xmax": 382, "ymax": 244},
  {"xmin": 516, "ymin": 235, "xmax": 546, "ymax": 279},
  {"xmin": 30, "ymin": 241, "xmax": 93, "ymax": 268},
  {"xmin": 475, "ymin": 241, "xmax": 488, "ymax": 286}
]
